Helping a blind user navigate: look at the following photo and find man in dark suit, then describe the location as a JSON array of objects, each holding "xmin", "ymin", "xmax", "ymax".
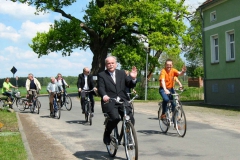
[
  {"xmin": 77, "ymin": 67, "xmax": 97, "ymax": 114},
  {"xmin": 98, "ymin": 56, "xmax": 137, "ymax": 145}
]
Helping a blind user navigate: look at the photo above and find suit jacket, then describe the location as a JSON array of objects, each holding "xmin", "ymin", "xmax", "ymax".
[
  {"xmin": 98, "ymin": 69, "xmax": 136, "ymax": 112},
  {"xmin": 77, "ymin": 73, "xmax": 95, "ymax": 90}
]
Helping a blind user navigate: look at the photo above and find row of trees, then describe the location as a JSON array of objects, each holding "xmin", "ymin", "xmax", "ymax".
[{"xmin": 11, "ymin": 0, "xmax": 203, "ymax": 79}]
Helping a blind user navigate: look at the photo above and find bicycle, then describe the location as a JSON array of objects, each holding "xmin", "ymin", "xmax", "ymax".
[
  {"xmin": 82, "ymin": 89, "xmax": 95, "ymax": 125},
  {"xmin": 51, "ymin": 91, "xmax": 61, "ymax": 119},
  {"xmin": 104, "ymin": 94, "xmax": 139, "ymax": 160},
  {"xmin": 158, "ymin": 88, "xmax": 187, "ymax": 137},
  {"xmin": 60, "ymin": 87, "xmax": 72, "ymax": 111},
  {"xmin": 0, "ymin": 88, "xmax": 21, "ymax": 109},
  {"xmin": 19, "ymin": 89, "xmax": 41, "ymax": 114}
]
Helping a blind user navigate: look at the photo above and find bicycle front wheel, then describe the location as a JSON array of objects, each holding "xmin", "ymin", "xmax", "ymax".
[
  {"xmin": 124, "ymin": 122, "xmax": 138, "ymax": 160},
  {"xmin": 89, "ymin": 102, "xmax": 92, "ymax": 125},
  {"xmin": 174, "ymin": 102, "xmax": 187, "ymax": 137},
  {"xmin": 16, "ymin": 99, "xmax": 26, "ymax": 111},
  {"xmin": 55, "ymin": 102, "xmax": 61, "ymax": 119},
  {"xmin": 35, "ymin": 99, "xmax": 40, "ymax": 114},
  {"xmin": 106, "ymin": 127, "xmax": 118, "ymax": 157},
  {"xmin": 130, "ymin": 102, "xmax": 134, "ymax": 116},
  {"xmin": 64, "ymin": 95, "xmax": 72, "ymax": 111},
  {"xmin": 158, "ymin": 103, "xmax": 169, "ymax": 133}
]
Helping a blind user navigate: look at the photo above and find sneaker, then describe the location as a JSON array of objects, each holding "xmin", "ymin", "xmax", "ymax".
[
  {"xmin": 8, "ymin": 101, "xmax": 12, "ymax": 105},
  {"xmin": 160, "ymin": 114, "xmax": 166, "ymax": 120}
]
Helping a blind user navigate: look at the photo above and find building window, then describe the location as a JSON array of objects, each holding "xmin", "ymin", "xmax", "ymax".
[
  {"xmin": 210, "ymin": 11, "xmax": 216, "ymax": 22},
  {"xmin": 226, "ymin": 30, "xmax": 235, "ymax": 61},
  {"xmin": 211, "ymin": 35, "xmax": 219, "ymax": 63},
  {"xmin": 212, "ymin": 84, "xmax": 218, "ymax": 93}
]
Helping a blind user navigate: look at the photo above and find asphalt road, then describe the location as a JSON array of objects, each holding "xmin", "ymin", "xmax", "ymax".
[{"xmin": 16, "ymin": 95, "xmax": 240, "ymax": 160}]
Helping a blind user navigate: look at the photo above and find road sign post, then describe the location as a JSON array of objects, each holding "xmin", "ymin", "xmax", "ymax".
[{"xmin": 10, "ymin": 66, "xmax": 17, "ymax": 78}]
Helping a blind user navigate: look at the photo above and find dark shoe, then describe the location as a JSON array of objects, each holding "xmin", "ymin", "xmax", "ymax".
[
  {"xmin": 103, "ymin": 131, "xmax": 111, "ymax": 145},
  {"xmin": 82, "ymin": 110, "xmax": 85, "ymax": 114},
  {"xmin": 50, "ymin": 112, "xmax": 54, "ymax": 118}
]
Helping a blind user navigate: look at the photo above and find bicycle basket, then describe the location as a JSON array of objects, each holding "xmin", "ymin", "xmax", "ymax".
[{"xmin": 15, "ymin": 92, "xmax": 21, "ymax": 98}]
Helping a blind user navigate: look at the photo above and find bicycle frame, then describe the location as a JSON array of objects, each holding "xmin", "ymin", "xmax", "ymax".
[{"xmin": 104, "ymin": 94, "xmax": 138, "ymax": 159}]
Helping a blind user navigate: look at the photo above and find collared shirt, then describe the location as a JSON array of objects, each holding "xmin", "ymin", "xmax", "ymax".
[{"xmin": 83, "ymin": 75, "xmax": 89, "ymax": 90}]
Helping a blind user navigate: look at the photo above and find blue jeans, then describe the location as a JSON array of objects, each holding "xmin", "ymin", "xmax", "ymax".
[
  {"xmin": 159, "ymin": 87, "xmax": 176, "ymax": 115},
  {"xmin": 3, "ymin": 91, "xmax": 14, "ymax": 102}
]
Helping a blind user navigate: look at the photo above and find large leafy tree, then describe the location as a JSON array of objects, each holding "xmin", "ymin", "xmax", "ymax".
[
  {"xmin": 183, "ymin": 10, "xmax": 203, "ymax": 78},
  {"xmin": 11, "ymin": 0, "xmax": 189, "ymax": 76}
]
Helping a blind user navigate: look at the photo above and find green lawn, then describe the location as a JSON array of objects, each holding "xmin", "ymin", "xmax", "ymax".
[{"xmin": 0, "ymin": 109, "xmax": 27, "ymax": 160}]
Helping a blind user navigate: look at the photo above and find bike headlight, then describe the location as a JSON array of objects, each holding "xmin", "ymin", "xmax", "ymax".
[{"xmin": 125, "ymin": 115, "xmax": 130, "ymax": 121}]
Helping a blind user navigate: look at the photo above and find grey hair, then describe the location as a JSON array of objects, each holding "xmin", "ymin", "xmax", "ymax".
[
  {"xmin": 28, "ymin": 73, "xmax": 33, "ymax": 77},
  {"xmin": 105, "ymin": 56, "xmax": 117, "ymax": 64}
]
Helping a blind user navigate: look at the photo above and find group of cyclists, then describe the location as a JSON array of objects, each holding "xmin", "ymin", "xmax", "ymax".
[{"xmin": 1, "ymin": 56, "xmax": 186, "ymax": 158}]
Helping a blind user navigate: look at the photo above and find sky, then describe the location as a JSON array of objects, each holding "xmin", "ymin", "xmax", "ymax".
[{"xmin": 0, "ymin": 0, "xmax": 206, "ymax": 79}]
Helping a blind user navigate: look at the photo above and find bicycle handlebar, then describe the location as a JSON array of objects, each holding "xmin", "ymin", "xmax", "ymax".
[{"xmin": 106, "ymin": 94, "xmax": 138, "ymax": 104}]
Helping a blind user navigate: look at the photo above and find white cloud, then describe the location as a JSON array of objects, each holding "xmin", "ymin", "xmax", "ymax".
[
  {"xmin": 19, "ymin": 20, "xmax": 52, "ymax": 39},
  {"xmin": 184, "ymin": 0, "xmax": 206, "ymax": 12},
  {"xmin": 0, "ymin": 0, "xmax": 49, "ymax": 20},
  {"xmin": 0, "ymin": 23, "xmax": 21, "ymax": 41}
]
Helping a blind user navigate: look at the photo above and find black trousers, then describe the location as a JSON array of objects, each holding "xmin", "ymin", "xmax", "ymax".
[
  {"xmin": 105, "ymin": 103, "xmax": 134, "ymax": 135},
  {"xmin": 79, "ymin": 91, "xmax": 95, "ymax": 112}
]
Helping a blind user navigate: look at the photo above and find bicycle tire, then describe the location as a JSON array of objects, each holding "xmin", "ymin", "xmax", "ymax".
[
  {"xmin": 64, "ymin": 95, "xmax": 72, "ymax": 111},
  {"xmin": 106, "ymin": 127, "xmax": 118, "ymax": 157},
  {"xmin": 158, "ymin": 103, "xmax": 169, "ymax": 133},
  {"xmin": 16, "ymin": 98, "xmax": 26, "ymax": 111},
  {"xmin": 174, "ymin": 101, "xmax": 187, "ymax": 137},
  {"xmin": 30, "ymin": 104, "xmax": 34, "ymax": 113},
  {"xmin": 36, "ymin": 99, "xmax": 40, "ymax": 114},
  {"xmin": 124, "ymin": 122, "xmax": 138, "ymax": 160},
  {"xmin": 85, "ymin": 103, "xmax": 88, "ymax": 122},
  {"xmin": 89, "ymin": 102, "xmax": 92, "ymax": 125},
  {"xmin": 55, "ymin": 101, "xmax": 61, "ymax": 119},
  {"xmin": 37, "ymin": 100, "xmax": 41, "ymax": 109}
]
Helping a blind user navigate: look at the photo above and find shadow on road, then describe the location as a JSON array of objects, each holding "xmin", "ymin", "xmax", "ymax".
[
  {"xmin": 73, "ymin": 150, "xmax": 125, "ymax": 160},
  {"xmin": 148, "ymin": 117, "xmax": 158, "ymax": 120},
  {"xmin": 137, "ymin": 130, "xmax": 178, "ymax": 137},
  {"xmin": 66, "ymin": 120, "xmax": 91, "ymax": 126}
]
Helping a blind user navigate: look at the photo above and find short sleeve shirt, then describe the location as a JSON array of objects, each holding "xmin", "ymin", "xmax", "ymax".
[
  {"xmin": 2, "ymin": 82, "xmax": 13, "ymax": 93},
  {"xmin": 159, "ymin": 68, "xmax": 179, "ymax": 89}
]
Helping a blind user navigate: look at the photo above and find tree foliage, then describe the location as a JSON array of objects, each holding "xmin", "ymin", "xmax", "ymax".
[
  {"xmin": 182, "ymin": 10, "xmax": 203, "ymax": 77},
  {"xmin": 11, "ymin": 0, "xmax": 189, "ymax": 76}
]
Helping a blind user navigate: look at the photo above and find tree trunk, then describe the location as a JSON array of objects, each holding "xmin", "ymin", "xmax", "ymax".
[{"xmin": 90, "ymin": 48, "xmax": 108, "ymax": 76}]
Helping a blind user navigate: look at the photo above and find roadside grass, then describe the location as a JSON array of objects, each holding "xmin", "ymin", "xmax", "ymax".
[{"xmin": 0, "ymin": 109, "xmax": 27, "ymax": 160}]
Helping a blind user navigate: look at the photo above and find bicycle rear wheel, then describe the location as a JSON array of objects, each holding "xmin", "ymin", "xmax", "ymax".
[
  {"xmin": 124, "ymin": 122, "xmax": 138, "ymax": 160},
  {"xmin": 16, "ymin": 99, "xmax": 26, "ymax": 111},
  {"xmin": 158, "ymin": 103, "xmax": 169, "ymax": 133},
  {"xmin": 174, "ymin": 102, "xmax": 187, "ymax": 137},
  {"xmin": 64, "ymin": 95, "xmax": 72, "ymax": 111},
  {"xmin": 106, "ymin": 127, "xmax": 118, "ymax": 157}
]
